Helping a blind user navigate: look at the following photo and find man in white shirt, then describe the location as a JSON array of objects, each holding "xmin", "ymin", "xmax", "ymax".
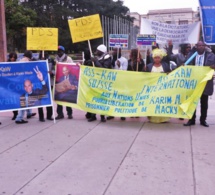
[
  {"xmin": 107, "ymin": 47, "xmax": 128, "ymax": 121},
  {"xmin": 112, "ymin": 47, "xmax": 128, "ymax": 70}
]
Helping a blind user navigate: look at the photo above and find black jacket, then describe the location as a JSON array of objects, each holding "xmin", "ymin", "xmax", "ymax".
[
  {"xmin": 146, "ymin": 62, "xmax": 171, "ymax": 73},
  {"xmin": 127, "ymin": 59, "xmax": 145, "ymax": 72},
  {"xmin": 188, "ymin": 51, "xmax": 215, "ymax": 95},
  {"xmin": 94, "ymin": 54, "xmax": 112, "ymax": 69}
]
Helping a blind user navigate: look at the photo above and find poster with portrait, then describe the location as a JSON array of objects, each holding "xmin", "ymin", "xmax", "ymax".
[
  {"xmin": 0, "ymin": 61, "xmax": 53, "ymax": 111},
  {"xmin": 54, "ymin": 63, "xmax": 80, "ymax": 104}
]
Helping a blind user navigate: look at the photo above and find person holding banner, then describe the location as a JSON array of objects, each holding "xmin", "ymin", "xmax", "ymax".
[
  {"xmin": 166, "ymin": 40, "xmax": 191, "ymax": 67},
  {"xmin": 111, "ymin": 47, "xmax": 128, "ymax": 70},
  {"xmin": 83, "ymin": 49, "xmax": 93, "ymax": 120},
  {"xmin": 8, "ymin": 52, "xmax": 19, "ymax": 120},
  {"xmin": 55, "ymin": 46, "xmax": 74, "ymax": 120},
  {"xmin": 107, "ymin": 47, "xmax": 128, "ymax": 121},
  {"xmin": 146, "ymin": 48, "xmax": 171, "ymax": 123},
  {"xmin": 127, "ymin": 49, "xmax": 145, "ymax": 72},
  {"xmin": 91, "ymin": 44, "xmax": 112, "ymax": 69},
  {"xmin": 37, "ymin": 52, "xmax": 54, "ymax": 122},
  {"xmin": 184, "ymin": 41, "xmax": 215, "ymax": 127},
  {"xmin": 89, "ymin": 44, "xmax": 112, "ymax": 122}
]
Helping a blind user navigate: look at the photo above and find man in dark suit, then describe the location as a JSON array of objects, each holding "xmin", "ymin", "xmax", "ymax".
[
  {"xmin": 184, "ymin": 41, "xmax": 215, "ymax": 127},
  {"xmin": 20, "ymin": 66, "xmax": 48, "ymax": 107}
]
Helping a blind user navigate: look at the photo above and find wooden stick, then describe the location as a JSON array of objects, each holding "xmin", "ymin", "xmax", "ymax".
[
  {"xmin": 117, "ymin": 46, "xmax": 119, "ymax": 60},
  {"xmin": 42, "ymin": 50, "xmax": 45, "ymax": 59},
  {"xmin": 88, "ymin": 40, "xmax": 95, "ymax": 67}
]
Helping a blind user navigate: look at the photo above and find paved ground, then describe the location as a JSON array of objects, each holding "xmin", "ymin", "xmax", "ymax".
[{"xmin": 0, "ymin": 94, "xmax": 215, "ymax": 195}]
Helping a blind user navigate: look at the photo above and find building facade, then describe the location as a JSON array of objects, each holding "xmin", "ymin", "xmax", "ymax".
[{"xmin": 129, "ymin": 8, "xmax": 200, "ymax": 28}]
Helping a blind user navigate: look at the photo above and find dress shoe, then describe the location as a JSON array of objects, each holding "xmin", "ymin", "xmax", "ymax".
[
  {"xmin": 85, "ymin": 113, "xmax": 91, "ymax": 119},
  {"xmin": 27, "ymin": 113, "xmax": 36, "ymax": 119},
  {"xmin": 16, "ymin": 120, "xmax": 28, "ymax": 124},
  {"xmin": 55, "ymin": 115, "xmax": 64, "ymax": 120},
  {"xmin": 39, "ymin": 119, "xmax": 45, "ymax": 122},
  {"xmin": 46, "ymin": 117, "xmax": 54, "ymax": 121},
  {"xmin": 88, "ymin": 117, "xmax": 97, "ymax": 122},
  {"xmin": 121, "ymin": 117, "xmax": 126, "ymax": 121},
  {"xmin": 200, "ymin": 121, "xmax": 209, "ymax": 127},
  {"xmin": 183, "ymin": 120, "xmax": 195, "ymax": 126},
  {"xmin": 179, "ymin": 118, "xmax": 184, "ymax": 120},
  {"xmin": 101, "ymin": 117, "xmax": 106, "ymax": 122},
  {"xmin": 107, "ymin": 116, "xmax": 114, "ymax": 120},
  {"xmin": 12, "ymin": 116, "xmax": 17, "ymax": 120},
  {"xmin": 68, "ymin": 115, "xmax": 73, "ymax": 119}
]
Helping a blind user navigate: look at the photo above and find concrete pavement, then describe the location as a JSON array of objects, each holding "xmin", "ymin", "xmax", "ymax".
[{"xmin": 0, "ymin": 94, "xmax": 215, "ymax": 195}]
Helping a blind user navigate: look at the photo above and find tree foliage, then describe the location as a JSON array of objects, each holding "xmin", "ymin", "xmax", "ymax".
[
  {"xmin": 6, "ymin": 0, "xmax": 132, "ymax": 52},
  {"xmin": 5, "ymin": 0, "xmax": 37, "ymax": 52}
]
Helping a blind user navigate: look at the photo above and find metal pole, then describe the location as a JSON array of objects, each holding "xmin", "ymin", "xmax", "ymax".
[
  {"xmin": 0, "ymin": 0, "xmax": 7, "ymax": 62},
  {"xmin": 107, "ymin": 17, "xmax": 110, "ymax": 51},
  {"xmin": 102, "ymin": 15, "xmax": 105, "ymax": 44},
  {"xmin": 105, "ymin": 16, "xmax": 107, "ymax": 47}
]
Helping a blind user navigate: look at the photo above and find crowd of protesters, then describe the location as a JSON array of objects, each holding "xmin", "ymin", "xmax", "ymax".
[{"xmin": 2, "ymin": 40, "xmax": 215, "ymax": 128}]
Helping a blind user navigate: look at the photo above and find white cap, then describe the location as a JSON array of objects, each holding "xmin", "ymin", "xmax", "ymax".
[{"xmin": 97, "ymin": 44, "xmax": 107, "ymax": 53}]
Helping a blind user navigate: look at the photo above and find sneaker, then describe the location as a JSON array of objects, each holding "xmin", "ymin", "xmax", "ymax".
[
  {"xmin": 16, "ymin": 120, "xmax": 28, "ymax": 124},
  {"xmin": 27, "ymin": 113, "xmax": 36, "ymax": 119}
]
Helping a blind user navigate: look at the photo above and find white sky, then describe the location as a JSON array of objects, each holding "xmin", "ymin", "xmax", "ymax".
[{"xmin": 123, "ymin": 0, "xmax": 200, "ymax": 14}]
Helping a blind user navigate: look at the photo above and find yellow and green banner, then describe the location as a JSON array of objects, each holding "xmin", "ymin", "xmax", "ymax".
[
  {"xmin": 54, "ymin": 64, "xmax": 214, "ymax": 119},
  {"xmin": 77, "ymin": 66, "xmax": 214, "ymax": 119}
]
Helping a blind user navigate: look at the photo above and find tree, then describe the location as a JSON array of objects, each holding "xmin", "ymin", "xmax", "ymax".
[
  {"xmin": 5, "ymin": 0, "xmax": 37, "ymax": 52},
  {"xmin": 16, "ymin": 0, "xmax": 133, "ymax": 52}
]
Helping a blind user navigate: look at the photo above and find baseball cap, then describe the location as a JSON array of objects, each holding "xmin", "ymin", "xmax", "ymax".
[{"xmin": 58, "ymin": 45, "xmax": 65, "ymax": 51}]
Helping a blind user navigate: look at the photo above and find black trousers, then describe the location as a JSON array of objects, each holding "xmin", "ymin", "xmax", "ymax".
[
  {"xmin": 191, "ymin": 94, "xmax": 208, "ymax": 122},
  {"xmin": 38, "ymin": 106, "xmax": 53, "ymax": 119},
  {"xmin": 13, "ymin": 110, "xmax": 18, "ymax": 117},
  {"xmin": 57, "ymin": 105, "xmax": 72, "ymax": 116}
]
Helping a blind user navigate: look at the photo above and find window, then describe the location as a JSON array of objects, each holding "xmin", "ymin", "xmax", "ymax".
[{"xmin": 179, "ymin": 20, "xmax": 188, "ymax": 25}]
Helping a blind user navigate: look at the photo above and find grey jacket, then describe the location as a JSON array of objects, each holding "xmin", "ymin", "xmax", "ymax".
[{"xmin": 188, "ymin": 51, "xmax": 215, "ymax": 96}]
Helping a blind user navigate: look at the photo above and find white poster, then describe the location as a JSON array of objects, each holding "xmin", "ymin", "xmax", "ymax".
[{"xmin": 140, "ymin": 19, "xmax": 200, "ymax": 44}]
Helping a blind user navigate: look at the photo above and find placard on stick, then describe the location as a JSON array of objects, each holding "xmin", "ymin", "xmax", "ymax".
[
  {"xmin": 27, "ymin": 27, "xmax": 58, "ymax": 51},
  {"xmin": 136, "ymin": 34, "xmax": 156, "ymax": 46},
  {"xmin": 68, "ymin": 14, "xmax": 103, "ymax": 43}
]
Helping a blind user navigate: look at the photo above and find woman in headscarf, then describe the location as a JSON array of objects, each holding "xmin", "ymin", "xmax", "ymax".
[{"xmin": 146, "ymin": 48, "xmax": 171, "ymax": 123}]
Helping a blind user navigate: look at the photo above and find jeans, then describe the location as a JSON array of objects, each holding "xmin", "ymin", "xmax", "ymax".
[{"xmin": 15, "ymin": 109, "xmax": 32, "ymax": 121}]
